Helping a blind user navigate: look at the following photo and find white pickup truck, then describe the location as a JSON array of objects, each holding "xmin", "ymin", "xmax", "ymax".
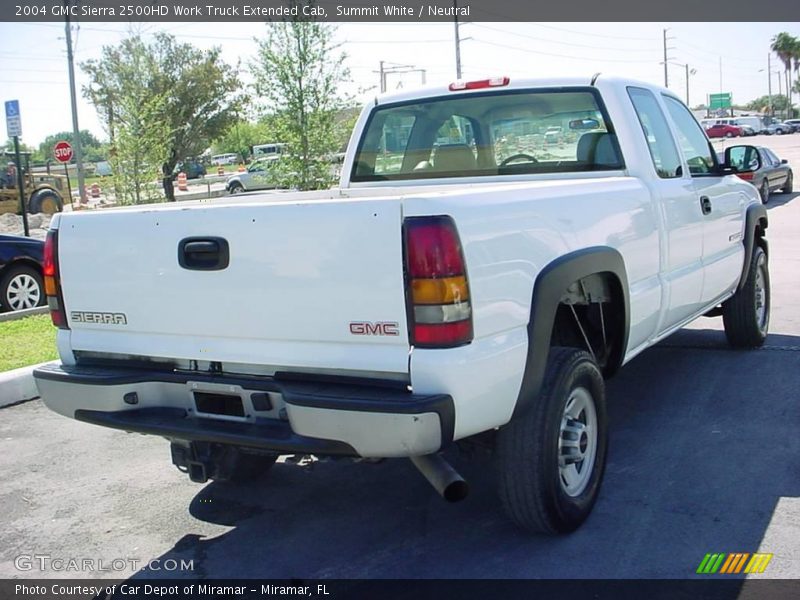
[{"xmin": 35, "ymin": 76, "xmax": 770, "ymax": 535}]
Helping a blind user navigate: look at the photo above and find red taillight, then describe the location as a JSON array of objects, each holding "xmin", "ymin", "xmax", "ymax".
[
  {"xmin": 736, "ymin": 172, "xmax": 754, "ymax": 181},
  {"xmin": 44, "ymin": 229, "xmax": 69, "ymax": 329},
  {"xmin": 448, "ymin": 76, "xmax": 509, "ymax": 91},
  {"xmin": 404, "ymin": 216, "xmax": 473, "ymax": 348}
]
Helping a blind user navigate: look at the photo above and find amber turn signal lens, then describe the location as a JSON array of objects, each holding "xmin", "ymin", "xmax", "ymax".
[{"xmin": 411, "ymin": 276, "xmax": 469, "ymax": 305}]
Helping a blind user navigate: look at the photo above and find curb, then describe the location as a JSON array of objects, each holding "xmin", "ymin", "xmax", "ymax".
[
  {"xmin": 0, "ymin": 360, "xmax": 56, "ymax": 408},
  {"xmin": 0, "ymin": 306, "xmax": 49, "ymax": 323}
]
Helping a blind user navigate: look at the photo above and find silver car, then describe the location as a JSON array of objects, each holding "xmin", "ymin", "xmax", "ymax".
[{"xmin": 225, "ymin": 157, "xmax": 280, "ymax": 194}]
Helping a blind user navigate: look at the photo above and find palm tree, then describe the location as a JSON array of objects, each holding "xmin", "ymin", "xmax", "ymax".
[{"xmin": 771, "ymin": 32, "xmax": 798, "ymax": 118}]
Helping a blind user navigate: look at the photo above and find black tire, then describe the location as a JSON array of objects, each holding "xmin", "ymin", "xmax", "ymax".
[
  {"xmin": 228, "ymin": 183, "xmax": 244, "ymax": 195},
  {"xmin": 722, "ymin": 245, "xmax": 769, "ymax": 348},
  {"xmin": 29, "ymin": 189, "xmax": 63, "ymax": 214},
  {"xmin": 0, "ymin": 264, "xmax": 45, "ymax": 312},
  {"xmin": 495, "ymin": 347, "xmax": 608, "ymax": 534},
  {"xmin": 725, "ymin": 132, "xmax": 733, "ymax": 138},
  {"xmin": 759, "ymin": 180, "xmax": 769, "ymax": 204},
  {"xmin": 782, "ymin": 172, "xmax": 793, "ymax": 194}
]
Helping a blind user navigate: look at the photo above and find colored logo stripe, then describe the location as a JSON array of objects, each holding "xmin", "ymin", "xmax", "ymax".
[
  {"xmin": 744, "ymin": 553, "xmax": 773, "ymax": 574},
  {"xmin": 697, "ymin": 553, "xmax": 773, "ymax": 574},
  {"xmin": 697, "ymin": 553, "xmax": 725, "ymax": 574}
]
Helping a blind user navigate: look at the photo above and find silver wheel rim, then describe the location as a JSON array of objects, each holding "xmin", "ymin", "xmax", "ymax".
[
  {"xmin": 231, "ymin": 186, "xmax": 242, "ymax": 194},
  {"xmin": 755, "ymin": 255, "xmax": 768, "ymax": 333},
  {"xmin": 762, "ymin": 182, "xmax": 769, "ymax": 201},
  {"xmin": 6, "ymin": 273, "xmax": 41, "ymax": 310},
  {"xmin": 558, "ymin": 386, "xmax": 598, "ymax": 497}
]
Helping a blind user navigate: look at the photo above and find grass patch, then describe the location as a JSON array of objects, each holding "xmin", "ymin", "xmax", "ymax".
[{"xmin": 0, "ymin": 314, "xmax": 58, "ymax": 372}]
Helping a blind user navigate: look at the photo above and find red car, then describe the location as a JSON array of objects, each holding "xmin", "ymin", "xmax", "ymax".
[{"xmin": 706, "ymin": 123, "xmax": 743, "ymax": 138}]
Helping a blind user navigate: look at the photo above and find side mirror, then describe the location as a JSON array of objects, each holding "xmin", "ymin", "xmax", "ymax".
[
  {"xmin": 724, "ymin": 145, "xmax": 760, "ymax": 173},
  {"xmin": 781, "ymin": 159, "xmax": 788, "ymax": 164}
]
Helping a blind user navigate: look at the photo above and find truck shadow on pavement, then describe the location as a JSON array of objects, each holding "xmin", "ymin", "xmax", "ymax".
[
  {"xmin": 764, "ymin": 191, "xmax": 798, "ymax": 209},
  {"xmin": 126, "ymin": 329, "xmax": 800, "ymax": 580}
]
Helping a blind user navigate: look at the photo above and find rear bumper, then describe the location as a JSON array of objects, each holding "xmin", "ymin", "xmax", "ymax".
[{"xmin": 33, "ymin": 364, "xmax": 454, "ymax": 458}]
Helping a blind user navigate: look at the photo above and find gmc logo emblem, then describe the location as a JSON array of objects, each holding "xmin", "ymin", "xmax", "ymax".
[{"xmin": 349, "ymin": 321, "xmax": 400, "ymax": 336}]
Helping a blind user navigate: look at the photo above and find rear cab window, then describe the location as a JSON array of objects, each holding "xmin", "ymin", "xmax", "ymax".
[{"xmin": 351, "ymin": 87, "xmax": 624, "ymax": 182}]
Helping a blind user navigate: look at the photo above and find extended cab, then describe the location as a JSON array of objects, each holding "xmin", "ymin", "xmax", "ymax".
[{"xmin": 34, "ymin": 76, "xmax": 770, "ymax": 534}]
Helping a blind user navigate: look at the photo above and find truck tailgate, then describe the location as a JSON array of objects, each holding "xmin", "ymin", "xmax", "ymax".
[{"xmin": 57, "ymin": 198, "xmax": 410, "ymax": 376}]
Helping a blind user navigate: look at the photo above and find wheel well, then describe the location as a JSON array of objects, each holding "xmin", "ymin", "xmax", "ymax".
[
  {"xmin": 550, "ymin": 272, "xmax": 626, "ymax": 375},
  {"xmin": 1, "ymin": 258, "xmax": 42, "ymax": 280}
]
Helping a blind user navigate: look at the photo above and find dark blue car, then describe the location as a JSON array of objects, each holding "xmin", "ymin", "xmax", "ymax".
[{"xmin": 0, "ymin": 234, "xmax": 45, "ymax": 312}]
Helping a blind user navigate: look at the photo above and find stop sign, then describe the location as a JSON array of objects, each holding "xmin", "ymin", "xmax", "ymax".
[{"xmin": 53, "ymin": 140, "xmax": 73, "ymax": 163}]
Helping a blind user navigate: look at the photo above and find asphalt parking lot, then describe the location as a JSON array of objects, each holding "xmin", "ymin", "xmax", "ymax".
[{"xmin": 1, "ymin": 133, "xmax": 798, "ymax": 581}]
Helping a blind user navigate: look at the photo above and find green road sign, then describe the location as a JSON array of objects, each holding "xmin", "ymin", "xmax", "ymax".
[{"xmin": 709, "ymin": 93, "xmax": 732, "ymax": 110}]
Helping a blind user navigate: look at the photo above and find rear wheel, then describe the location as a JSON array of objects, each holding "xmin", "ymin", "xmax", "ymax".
[
  {"xmin": 495, "ymin": 347, "xmax": 608, "ymax": 534},
  {"xmin": 725, "ymin": 132, "xmax": 734, "ymax": 138},
  {"xmin": 759, "ymin": 180, "xmax": 770, "ymax": 204},
  {"xmin": 782, "ymin": 172, "xmax": 793, "ymax": 194},
  {"xmin": 228, "ymin": 183, "xmax": 244, "ymax": 195},
  {"xmin": 29, "ymin": 189, "xmax": 63, "ymax": 214},
  {"xmin": 0, "ymin": 265, "xmax": 44, "ymax": 312},
  {"xmin": 722, "ymin": 245, "xmax": 769, "ymax": 348}
]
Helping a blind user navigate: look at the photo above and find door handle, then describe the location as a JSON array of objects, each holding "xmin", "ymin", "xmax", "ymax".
[
  {"xmin": 178, "ymin": 237, "xmax": 230, "ymax": 271},
  {"xmin": 700, "ymin": 196, "xmax": 712, "ymax": 215}
]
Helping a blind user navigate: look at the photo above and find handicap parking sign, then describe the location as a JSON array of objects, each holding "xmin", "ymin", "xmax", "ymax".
[{"xmin": 5, "ymin": 100, "xmax": 22, "ymax": 137}]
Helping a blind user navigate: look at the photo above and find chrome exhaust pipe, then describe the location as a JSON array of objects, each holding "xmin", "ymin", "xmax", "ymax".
[{"xmin": 410, "ymin": 454, "xmax": 469, "ymax": 503}]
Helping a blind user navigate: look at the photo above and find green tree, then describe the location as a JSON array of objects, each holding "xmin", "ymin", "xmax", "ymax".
[
  {"xmin": 771, "ymin": 32, "xmax": 799, "ymax": 118},
  {"xmin": 745, "ymin": 94, "xmax": 789, "ymax": 114},
  {"xmin": 82, "ymin": 34, "xmax": 245, "ymax": 201},
  {"xmin": 251, "ymin": 7, "xmax": 351, "ymax": 190},
  {"xmin": 213, "ymin": 120, "xmax": 271, "ymax": 163}
]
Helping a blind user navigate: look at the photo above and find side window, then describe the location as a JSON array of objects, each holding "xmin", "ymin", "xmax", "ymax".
[
  {"xmin": 627, "ymin": 87, "xmax": 682, "ymax": 178},
  {"xmin": 764, "ymin": 149, "xmax": 780, "ymax": 166},
  {"xmin": 662, "ymin": 96, "xmax": 717, "ymax": 175}
]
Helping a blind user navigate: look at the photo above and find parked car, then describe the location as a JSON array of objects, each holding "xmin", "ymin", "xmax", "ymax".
[
  {"xmin": 211, "ymin": 153, "xmax": 239, "ymax": 166},
  {"xmin": 225, "ymin": 156, "xmax": 281, "ymax": 194},
  {"xmin": 93, "ymin": 161, "xmax": 113, "ymax": 177},
  {"xmin": 543, "ymin": 126, "xmax": 562, "ymax": 145},
  {"xmin": 705, "ymin": 123, "xmax": 742, "ymax": 138},
  {"xmin": 762, "ymin": 122, "xmax": 791, "ymax": 135},
  {"xmin": 784, "ymin": 119, "xmax": 800, "ymax": 131},
  {"xmin": 172, "ymin": 160, "xmax": 206, "ymax": 180},
  {"xmin": 777, "ymin": 121, "xmax": 800, "ymax": 133},
  {"xmin": 35, "ymin": 75, "xmax": 770, "ymax": 536},
  {"xmin": 739, "ymin": 125, "xmax": 757, "ymax": 137},
  {"xmin": 723, "ymin": 145, "xmax": 793, "ymax": 203},
  {"xmin": 0, "ymin": 234, "xmax": 45, "ymax": 312}
]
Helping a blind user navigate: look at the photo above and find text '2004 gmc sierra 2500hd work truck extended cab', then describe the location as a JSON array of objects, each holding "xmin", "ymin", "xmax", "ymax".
[{"xmin": 34, "ymin": 76, "xmax": 770, "ymax": 534}]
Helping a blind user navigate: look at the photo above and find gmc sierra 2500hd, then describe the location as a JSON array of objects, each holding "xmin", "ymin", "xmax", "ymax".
[{"xmin": 35, "ymin": 76, "xmax": 770, "ymax": 534}]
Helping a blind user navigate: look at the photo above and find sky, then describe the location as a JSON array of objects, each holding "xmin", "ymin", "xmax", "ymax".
[{"xmin": 0, "ymin": 21, "xmax": 798, "ymax": 147}]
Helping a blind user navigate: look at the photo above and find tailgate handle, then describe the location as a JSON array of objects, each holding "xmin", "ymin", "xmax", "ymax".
[{"xmin": 178, "ymin": 237, "xmax": 229, "ymax": 271}]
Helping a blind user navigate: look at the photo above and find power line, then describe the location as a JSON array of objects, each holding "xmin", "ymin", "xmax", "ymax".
[
  {"xmin": 472, "ymin": 23, "xmax": 660, "ymax": 52},
  {"xmin": 470, "ymin": 38, "xmax": 660, "ymax": 64}
]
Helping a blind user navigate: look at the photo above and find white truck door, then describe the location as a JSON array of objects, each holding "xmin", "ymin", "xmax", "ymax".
[
  {"xmin": 627, "ymin": 87, "xmax": 704, "ymax": 328},
  {"xmin": 661, "ymin": 96, "xmax": 745, "ymax": 304}
]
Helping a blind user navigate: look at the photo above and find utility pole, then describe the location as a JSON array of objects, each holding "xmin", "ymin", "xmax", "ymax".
[
  {"xmin": 767, "ymin": 53, "xmax": 773, "ymax": 117},
  {"xmin": 685, "ymin": 64, "xmax": 690, "ymax": 106},
  {"xmin": 663, "ymin": 29, "xmax": 669, "ymax": 87},
  {"xmin": 454, "ymin": 0, "xmax": 462, "ymax": 78},
  {"xmin": 64, "ymin": 1, "xmax": 86, "ymax": 205},
  {"xmin": 378, "ymin": 60, "xmax": 386, "ymax": 93}
]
